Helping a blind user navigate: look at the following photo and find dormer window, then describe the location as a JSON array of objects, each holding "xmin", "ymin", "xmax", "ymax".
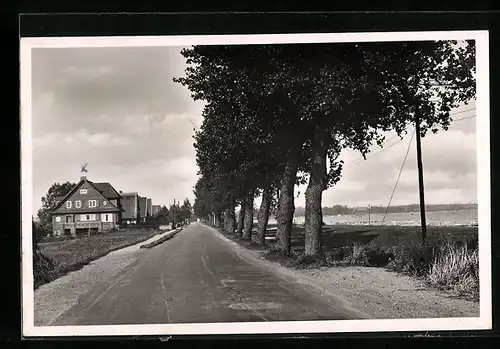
[
  {"xmin": 65, "ymin": 201, "xmax": 72, "ymax": 209},
  {"xmin": 80, "ymin": 189, "xmax": 88, "ymax": 194}
]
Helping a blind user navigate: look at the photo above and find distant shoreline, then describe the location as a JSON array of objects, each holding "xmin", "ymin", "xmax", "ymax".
[
  {"xmin": 248, "ymin": 204, "xmax": 478, "ymax": 216},
  {"xmin": 292, "ymin": 207, "xmax": 478, "ymax": 217},
  {"xmin": 255, "ymin": 207, "xmax": 477, "ymax": 218}
]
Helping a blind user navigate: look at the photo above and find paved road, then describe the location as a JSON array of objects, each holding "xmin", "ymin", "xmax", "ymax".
[{"xmin": 53, "ymin": 223, "xmax": 365, "ymax": 325}]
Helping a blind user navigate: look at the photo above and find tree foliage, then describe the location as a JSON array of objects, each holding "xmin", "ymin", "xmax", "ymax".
[
  {"xmin": 176, "ymin": 40, "xmax": 476, "ymax": 255},
  {"xmin": 37, "ymin": 182, "xmax": 76, "ymax": 227},
  {"xmin": 168, "ymin": 198, "xmax": 193, "ymax": 225}
]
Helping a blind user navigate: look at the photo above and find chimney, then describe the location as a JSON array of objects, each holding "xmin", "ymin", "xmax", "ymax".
[{"xmin": 80, "ymin": 175, "xmax": 87, "ymax": 181}]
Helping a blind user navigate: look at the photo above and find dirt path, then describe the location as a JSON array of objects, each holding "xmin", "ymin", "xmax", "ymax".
[{"xmin": 288, "ymin": 266, "xmax": 479, "ymax": 319}]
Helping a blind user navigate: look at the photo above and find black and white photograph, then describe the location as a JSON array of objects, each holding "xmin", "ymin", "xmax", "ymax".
[{"xmin": 21, "ymin": 30, "xmax": 491, "ymax": 337}]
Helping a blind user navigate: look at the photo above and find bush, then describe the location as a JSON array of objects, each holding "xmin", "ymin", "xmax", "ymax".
[
  {"xmin": 348, "ymin": 243, "xmax": 366, "ymax": 265},
  {"xmin": 33, "ymin": 221, "xmax": 51, "ymax": 245},
  {"xmin": 428, "ymin": 244, "xmax": 479, "ymax": 301},
  {"xmin": 325, "ymin": 247, "xmax": 350, "ymax": 263},
  {"xmin": 32, "ymin": 221, "xmax": 55, "ymax": 288},
  {"xmin": 364, "ymin": 247, "xmax": 394, "ymax": 267},
  {"xmin": 293, "ymin": 254, "xmax": 326, "ymax": 269},
  {"xmin": 387, "ymin": 233, "xmax": 450, "ymax": 277}
]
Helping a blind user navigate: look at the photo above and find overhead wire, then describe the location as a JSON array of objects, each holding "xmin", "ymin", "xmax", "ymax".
[
  {"xmin": 342, "ymin": 110, "xmax": 476, "ymax": 171},
  {"xmin": 381, "ymin": 128, "xmax": 416, "ymax": 222},
  {"xmin": 335, "ymin": 109, "xmax": 476, "ymax": 221}
]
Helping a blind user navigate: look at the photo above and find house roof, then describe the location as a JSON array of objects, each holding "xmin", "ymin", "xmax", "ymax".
[
  {"xmin": 89, "ymin": 181, "xmax": 121, "ymax": 200},
  {"xmin": 120, "ymin": 192, "xmax": 138, "ymax": 197},
  {"xmin": 51, "ymin": 177, "xmax": 122, "ymax": 212}
]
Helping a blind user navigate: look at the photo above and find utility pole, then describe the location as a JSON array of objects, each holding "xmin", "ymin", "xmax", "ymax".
[
  {"xmin": 368, "ymin": 204, "xmax": 371, "ymax": 226},
  {"xmin": 173, "ymin": 198, "xmax": 176, "ymax": 228},
  {"xmin": 415, "ymin": 112, "xmax": 428, "ymax": 243}
]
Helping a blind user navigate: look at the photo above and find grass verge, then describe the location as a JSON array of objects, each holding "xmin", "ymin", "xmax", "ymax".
[
  {"xmin": 35, "ymin": 228, "xmax": 160, "ymax": 289},
  {"xmin": 216, "ymin": 223, "xmax": 479, "ymax": 302}
]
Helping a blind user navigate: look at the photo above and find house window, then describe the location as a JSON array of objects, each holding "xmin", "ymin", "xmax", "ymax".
[
  {"xmin": 81, "ymin": 214, "xmax": 96, "ymax": 221},
  {"xmin": 79, "ymin": 189, "xmax": 88, "ymax": 194},
  {"xmin": 103, "ymin": 201, "xmax": 107, "ymax": 206},
  {"xmin": 75, "ymin": 200, "xmax": 82, "ymax": 208},
  {"xmin": 65, "ymin": 201, "xmax": 72, "ymax": 209},
  {"xmin": 55, "ymin": 216, "xmax": 61, "ymax": 223},
  {"xmin": 102, "ymin": 213, "xmax": 113, "ymax": 222},
  {"xmin": 88, "ymin": 200, "xmax": 98, "ymax": 208}
]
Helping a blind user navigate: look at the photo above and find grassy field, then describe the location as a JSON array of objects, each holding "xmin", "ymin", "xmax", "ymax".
[
  {"xmin": 224, "ymin": 223, "xmax": 479, "ymax": 301},
  {"xmin": 35, "ymin": 228, "xmax": 160, "ymax": 289},
  {"xmin": 261, "ymin": 223, "xmax": 477, "ymax": 249}
]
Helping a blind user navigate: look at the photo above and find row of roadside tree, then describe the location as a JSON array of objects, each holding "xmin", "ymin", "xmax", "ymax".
[{"xmin": 175, "ymin": 41, "xmax": 476, "ymax": 256}]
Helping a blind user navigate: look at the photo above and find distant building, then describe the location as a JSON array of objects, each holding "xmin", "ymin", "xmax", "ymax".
[
  {"xmin": 152, "ymin": 205, "xmax": 161, "ymax": 216},
  {"xmin": 147, "ymin": 198, "xmax": 152, "ymax": 217},
  {"xmin": 120, "ymin": 192, "xmax": 140, "ymax": 224},
  {"xmin": 50, "ymin": 175, "xmax": 124, "ymax": 237},
  {"xmin": 138, "ymin": 196, "xmax": 147, "ymax": 221}
]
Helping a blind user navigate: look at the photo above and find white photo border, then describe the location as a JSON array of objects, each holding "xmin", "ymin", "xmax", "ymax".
[{"xmin": 20, "ymin": 30, "xmax": 491, "ymax": 337}]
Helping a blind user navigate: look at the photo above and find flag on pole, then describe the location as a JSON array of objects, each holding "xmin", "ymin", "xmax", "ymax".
[{"xmin": 81, "ymin": 162, "xmax": 88, "ymax": 173}]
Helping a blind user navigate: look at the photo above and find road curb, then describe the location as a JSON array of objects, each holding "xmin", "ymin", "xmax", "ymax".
[{"xmin": 139, "ymin": 227, "xmax": 183, "ymax": 249}]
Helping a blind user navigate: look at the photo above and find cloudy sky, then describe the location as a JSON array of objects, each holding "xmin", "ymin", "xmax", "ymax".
[{"xmin": 30, "ymin": 45, "xmax": 478, "ymax": 214}]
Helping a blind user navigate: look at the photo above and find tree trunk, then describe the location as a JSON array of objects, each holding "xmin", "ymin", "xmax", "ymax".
[
  {"xmin": 237, "ymin": 202, "xmax": 245, "ymax": 237},
  {"xmin": 256, "ymin": 187, "xmax": 271, "ymax": 246},
  {"xmin": 242, "ymin": 193, "xmax": 254, "ymax": 240},
  {"xmin": 216, "ymin": 213, "xmax": 222, "ymax": 228},
  {"xmin": 228, "ymin": 209, "xmax": 236, "ymax": 234},
  {"xmin": 275, "ymin": 160, "xmax": 298, "ymax": 255},
  {"xmin": 304, "ymin": 129, "xmax": 330, "ymax": 257},
  {"xmin": 227, "ymin": 197, "xmax": 236, "ymax": 235},
  {"xmin": 222, "ymin": 210, "xmax": 228, "ymax": 232}
]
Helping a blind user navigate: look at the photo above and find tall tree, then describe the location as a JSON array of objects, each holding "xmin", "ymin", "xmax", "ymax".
[
  {"xmin": 155, "ymin": 205, "xmax": 170, "ymax": 223},
  {"xmin": 181, "ymin": 198, "xmax": 193, "ymax": 223},
  {"xmin": 175, "ymin": 45, "xmax": 308, "ymax": 254},
  {"xmin": 37, "ymin": 182, "xmax": 76, "ymax": 227},
  {"xmin": 297, "ymin": 41, "xmax": 476, "ymax": 256}
]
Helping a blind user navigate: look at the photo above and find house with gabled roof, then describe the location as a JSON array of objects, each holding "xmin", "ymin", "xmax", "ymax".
[{"xmin": 50, "ymin": 175, "xmax": 124, "ymax": 237}]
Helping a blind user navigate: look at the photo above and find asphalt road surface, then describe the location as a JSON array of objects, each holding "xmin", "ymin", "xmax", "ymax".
[{"xmin": 53, "ymin": 223, "xmax": 365, "ymax": 325}]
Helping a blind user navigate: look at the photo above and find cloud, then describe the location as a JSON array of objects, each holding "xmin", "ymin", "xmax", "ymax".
[
  {"xmin": 31, "ymin": 47, "xmax": 196, "ymax": 135},
  {"xmin": 32, "ymin": 133, "xmax": 59, "ymax": 150},
  {"xmin": 58, "ymin": 129, "xmax": 131, "ymax": 148},
  {"xmin": 57, "ymin": 65, "xmax": 116, "ymax": 85}
]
